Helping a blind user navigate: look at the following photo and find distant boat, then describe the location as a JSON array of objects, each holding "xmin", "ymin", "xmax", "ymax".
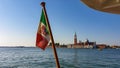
[
  {"xmin": 98, "ymin": 48, "xmax": 103, "ymax": 51},
  {"xmin": 116, "ymin": 48, "xmax": 120, "ymax": 49}
]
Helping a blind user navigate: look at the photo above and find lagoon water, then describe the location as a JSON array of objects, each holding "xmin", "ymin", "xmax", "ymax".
[{"xmin": 0, "ymin": 47, "xmax": 120, "ymax": 68}]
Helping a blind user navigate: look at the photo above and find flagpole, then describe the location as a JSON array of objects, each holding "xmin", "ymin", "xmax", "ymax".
[{"xmin": 41, "ymin": 2, "xmax": 60, "ymax": 68}]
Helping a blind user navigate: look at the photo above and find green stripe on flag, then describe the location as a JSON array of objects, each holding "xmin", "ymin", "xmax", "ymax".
[
  {"xmin": 40, "ymin": 9, "xmax": 50, "ymax": 35},
  {"xmin": 40, "ymin": 9, "xmax": 47, "ymax": 26}
]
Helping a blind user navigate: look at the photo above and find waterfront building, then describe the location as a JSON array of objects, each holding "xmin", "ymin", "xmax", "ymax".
[
  {"xmin": 96, "ymin": 44, "xmax": 107, "ymax": 49},
  {"xmin": 67, "ymin": 33, "xmax": 96, "ymax": 48}
]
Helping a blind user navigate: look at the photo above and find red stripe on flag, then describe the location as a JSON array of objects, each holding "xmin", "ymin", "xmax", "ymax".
[{"xmin": 36, "ymin": 33, "xmax": 48, "ymax": 50}]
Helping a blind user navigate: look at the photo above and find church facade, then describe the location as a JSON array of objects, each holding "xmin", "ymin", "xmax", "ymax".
[{"xmin": 67, "ymin": 33, "xmax": 96, "ymax": 48}]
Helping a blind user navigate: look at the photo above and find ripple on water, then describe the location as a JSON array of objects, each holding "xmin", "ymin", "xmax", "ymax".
[{"xmin": 0, "ymin": 48, "xmax": 120, "ymax": 68}]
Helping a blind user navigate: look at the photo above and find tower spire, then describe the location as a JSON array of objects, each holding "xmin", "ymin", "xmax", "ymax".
[{"xmin": 74, "ymin": 32, "xmax": 77, "ymax": 45}]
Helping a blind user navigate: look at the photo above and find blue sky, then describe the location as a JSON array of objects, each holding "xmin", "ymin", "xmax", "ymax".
[{"xmin": 0, "ymin": 0, "xmax": 120, "ymax": 46}]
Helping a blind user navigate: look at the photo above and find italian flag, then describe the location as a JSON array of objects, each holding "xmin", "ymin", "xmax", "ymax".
[{"xmin": 36, "ymin": 9, "xmax": 50, "ymax": 50}]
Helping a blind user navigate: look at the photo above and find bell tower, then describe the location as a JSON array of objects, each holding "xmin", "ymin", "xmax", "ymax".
[{"xmin": 74, "ymin": 32, "xmax": 77, "ymax": 45}]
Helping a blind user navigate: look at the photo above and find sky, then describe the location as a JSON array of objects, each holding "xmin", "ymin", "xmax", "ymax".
[{"xmin": 0, "ymin": 0, "xmax": 120, "ymax": 47}]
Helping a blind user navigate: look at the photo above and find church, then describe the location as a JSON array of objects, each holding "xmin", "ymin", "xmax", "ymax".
[{"xmin": 67, "ymin": 33, "xmax": 96, "ymax": 48}]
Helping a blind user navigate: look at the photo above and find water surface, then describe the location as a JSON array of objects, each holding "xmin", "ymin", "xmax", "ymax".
[{"xmin": 0, "ymin": 47, "xmax": 120, "ymax": 68}]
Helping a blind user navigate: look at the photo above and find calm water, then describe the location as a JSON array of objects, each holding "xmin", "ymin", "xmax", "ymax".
[{"xmin": 0, "ymin": 47, "xmax": 120, "ymax": 68}]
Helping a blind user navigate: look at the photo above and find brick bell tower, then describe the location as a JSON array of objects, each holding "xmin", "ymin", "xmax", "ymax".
[{"xmin": 74, "ymin": 32, "xmax": 77, "ymax": 45}]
